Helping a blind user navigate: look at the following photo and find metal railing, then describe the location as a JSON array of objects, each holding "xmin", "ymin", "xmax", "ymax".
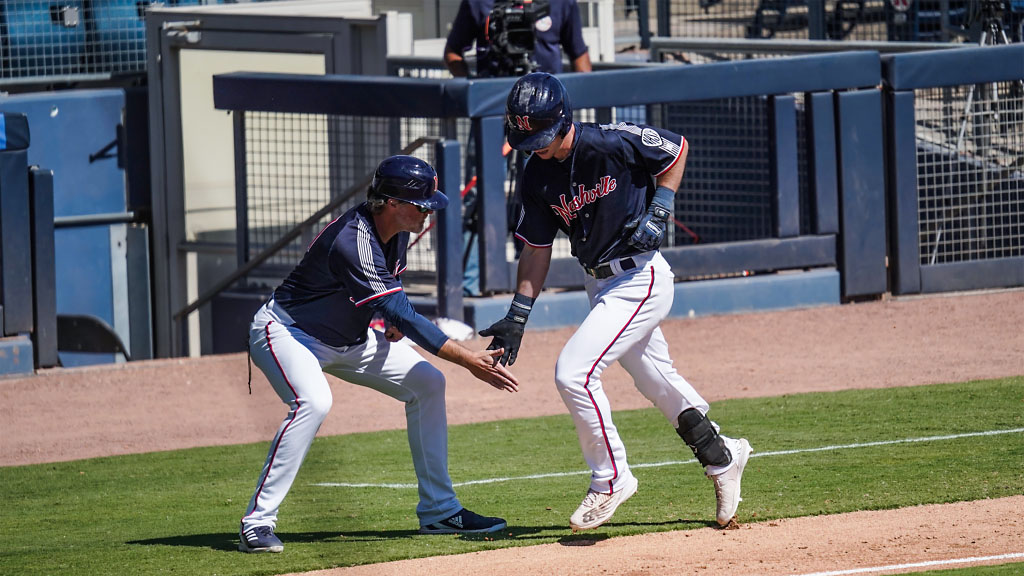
[
  {"xmin": 172, "ymin": 136, "xmax": 439, "ymax": 328},
  {"xmin": 884, "ymin": 43, "xmax": 1024, "ymax": 294}
]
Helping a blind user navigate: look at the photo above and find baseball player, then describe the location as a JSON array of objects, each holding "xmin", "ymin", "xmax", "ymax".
[
  {"xmin": 481, "ymin": 73, "xmax": 752, "ymax": 531},
  {"xmin": 239, "ymin": 155, "xmax": 519, "ymax": 553}
]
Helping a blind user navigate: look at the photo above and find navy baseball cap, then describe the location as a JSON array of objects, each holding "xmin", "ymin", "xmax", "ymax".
[
  {"xmin": 370, "ymin": 155, "xmax": 449, "ymax": 211},
  {"xmin": 505, "ymin": 72, "xmax": 573, "ymax": 152}
]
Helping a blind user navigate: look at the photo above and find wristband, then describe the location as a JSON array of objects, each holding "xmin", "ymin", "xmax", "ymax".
[
  {"xmin": 506, "ymin": 292, "xmax": 535, "ymax": 324},
  {"xmin": 652, "ymin": 185, "xmax": 675, "ymax": 211}
]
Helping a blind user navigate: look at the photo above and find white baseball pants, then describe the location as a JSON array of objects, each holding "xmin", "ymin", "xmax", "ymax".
[
  {"xmin": 241, "ymin": 300, "xmax": 462, "ymax": 532},
  {"xmin": 555, "ymin": 251, "xmax": 712, "ymax": 494}
]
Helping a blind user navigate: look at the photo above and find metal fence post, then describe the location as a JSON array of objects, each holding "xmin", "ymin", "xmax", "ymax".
[
  {"xmin": 233, "ymin": 111, "xmax": 249, "ymax": 270},
  {"xmin": 808, "ymin": 0, "xmax": 827, "ymax": 40},
  {"xmin": 835, "ymin": 89, "xmax": 887, "ymax": 299},
  {"xmin": 28, "ymin": 167, "xmax": 58, "ymax": 368},
  {"xmin": 638, "ymin": 0, "xmax": 652, "ymax": 49},
  {"xmin": 435, "ymin": 139, "xmax": 464, "ymax": 321},
  {"xmin": 807, "ymin": 92, "xmax": 839, "ymax": 235},
  {"xmin": 0, "ymin": 148, "xmax": 34, "ymax": 335},
  {"xmin": 656, "ymin": 0, "xmax": 671, "ymax": 39},
  {"xmin": 473, "ymin": 116, "xmax": 511, "ymax": 294},
  {"xmin": 886, "ymin": 90, "xmax": 921, "ymax": 295},
  {"xmin": 770, "ymin": 95, "xmax": 799, "ymax": 238}
]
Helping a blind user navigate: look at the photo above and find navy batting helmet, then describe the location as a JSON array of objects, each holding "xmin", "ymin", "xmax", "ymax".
[
  {"xmin": 369, "ymin": 155, "xmax": 448, "ymax": 211},
  {"xmin": 505, "ymin": 72, "xmax": 573, "ymax": 152}
]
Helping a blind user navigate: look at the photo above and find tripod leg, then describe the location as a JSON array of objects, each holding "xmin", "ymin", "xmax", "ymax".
[
  {"xmin": 956, "ymin": 83, "xmax": 978, "ymax": 151},
  {"xmin": 955, "ymin": 30, "xmax": 986, "ymax": 151},
  {"xmin": 929, "ymin": 227, "xmax": 943, "ymax": 266},
  {"xmin": 987, "ymin": 24, "xmax": 1006, "ymax": 125},
  {"xmin": 996, "ymin": 26, "xmax": 1024, "ymax": 99}
]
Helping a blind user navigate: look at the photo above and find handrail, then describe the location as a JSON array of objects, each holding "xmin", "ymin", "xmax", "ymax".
[
  {"xmin": 648, "ymin": 37, "xmax": 965, "ymax": 58},
  {"xmin": 384, "ymin": 54, "xmax": 660, "ymax": 74},
  {"xmin": 172, "ymin": 136, "xmax": 440, "ymax": 322},
  {"xmin": 54, "ymin": 211, "xmax": 141, "ymax": 228}
]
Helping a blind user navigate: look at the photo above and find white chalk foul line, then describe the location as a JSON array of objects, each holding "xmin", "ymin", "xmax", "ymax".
[
  {"xmin": 312, "ymin": 427, "xmax": 1024, "ymax": 489},
  {"xmin": 793, "ymin": 552, "xmax": 1024, "ymax": 576}
]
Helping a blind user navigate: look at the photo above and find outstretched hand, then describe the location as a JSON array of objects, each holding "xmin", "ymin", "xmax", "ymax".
[
  {"xmin": 468, "ymin": 348, "xmax": 519, "ymax": 392},
  {"xmin": 478, "ymin": 317, "xmax": 525, "ymax": 366}
]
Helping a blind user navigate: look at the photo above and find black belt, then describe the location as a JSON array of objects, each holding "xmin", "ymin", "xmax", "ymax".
[{"xmin": 584, "ymin": 257, "xmax": 637, "ymax": 279}]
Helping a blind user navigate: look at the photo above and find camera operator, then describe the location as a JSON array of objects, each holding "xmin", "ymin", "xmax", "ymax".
[{"xmin": 444, "ymin": 0, "xmax": 593, "ymax": 78}]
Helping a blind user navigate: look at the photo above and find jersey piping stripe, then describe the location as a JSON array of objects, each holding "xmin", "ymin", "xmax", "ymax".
[
  {"xmin": 354, "ymin": 286, "xmax": 403, "ymax": 307},
  {"xmin": 655, "ymin": 136, "xmax": 686, "ymax": 177},
  {"xmin": 514, "ymin": 232, "xmax": 553, "ymax": 248},
  {"xmin": 602, "ymin": 122, "xmax": 683, "ymax": 162},
  {"xmin": 307, "ymin": 213, "xmax": 344, "ymax": 250},
  {"xmin": 356, "ymin": 219, "xmax": 389, "ymax": 295},
  {"xmin": 242, "ymin": 321, "xmax": 301, "ymax": 526},
  {"xmin": 583, "ymin": 265, "xmax": 656, "ymax": 493}
]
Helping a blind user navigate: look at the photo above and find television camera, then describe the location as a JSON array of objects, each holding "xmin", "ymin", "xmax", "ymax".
[{"xmin": 483, "ymin": 0, "xmax": 551, "ymax": 77}]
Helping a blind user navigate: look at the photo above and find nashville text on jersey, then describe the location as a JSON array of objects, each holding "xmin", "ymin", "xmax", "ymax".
[{"xmin": 551, "ymin": 175, "xmax": 618, "ymax": 226}]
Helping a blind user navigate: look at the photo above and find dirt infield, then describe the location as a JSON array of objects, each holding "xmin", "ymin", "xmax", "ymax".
[
  {"xmin": 2, "ymin": 288, "xmax": 1023, "ymax": 575},
  {"xmin": 290, "ymin": 496, "xmax": 1024, "ymax": 576}
]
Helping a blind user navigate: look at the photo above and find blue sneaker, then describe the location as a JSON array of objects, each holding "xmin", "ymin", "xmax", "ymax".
[
  {"xmin": 239, "ymin": 525, "xmax": 284, "ymax": 553},
  {"xmin": 419, "ymin": 508, "xmax": 507, "ymax": 534}
]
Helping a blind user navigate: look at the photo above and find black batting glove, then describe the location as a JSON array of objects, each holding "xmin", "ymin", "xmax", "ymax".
[
  {"xmin": 478, "ymin": 317, "xmax": 525, "ymax": 366},
  {"xmin": 627, "ymin": 207, "xmax": 669, "ymax": 251},
  {"xmin": 478, "ymin": 292, "xmax": 534, "ymax": 366},
  {"xmin": 627, "ymin": 185, "xmax": 675, "ymax": 252}
]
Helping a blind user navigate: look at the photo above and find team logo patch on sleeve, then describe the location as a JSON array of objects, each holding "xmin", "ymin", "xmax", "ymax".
[{"xmin": 641, "ymin": 128, "xmax": 663, "ymax": 147}]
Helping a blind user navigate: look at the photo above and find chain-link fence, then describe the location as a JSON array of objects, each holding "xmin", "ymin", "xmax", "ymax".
[
  {"xmin": 915, "ymin": 79, "xmax": 1024, "ymax": 264},
  {"xmin": 7, "ymin": 0, "xmax": 1020, "ymax": 83},
  {"xmin": 663, "ymin": 0, "xmax": 896, "ymax": 41},
  {"xmin": 663, "ymin": 97, "xmax": 775, "ymax": 245},
  {"xmin": 631, "ymin": 0, "xmax": 1023, "ymax": 44},
  {"xmin": 0, "ymin": 0, "xmax": 220, "ymax": 82},
  {"xmin": 241, "ymin": 111, "xmax": 446, "ymax": 287}
]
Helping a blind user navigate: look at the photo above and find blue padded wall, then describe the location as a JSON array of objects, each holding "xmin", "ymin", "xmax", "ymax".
[
  {"xmin": 0, "ymin": 89, "xmax": 128, "ymax": 366},
  {"xmin": 0, "ymin": 90, "xmax": 126, "ymax": 216}
]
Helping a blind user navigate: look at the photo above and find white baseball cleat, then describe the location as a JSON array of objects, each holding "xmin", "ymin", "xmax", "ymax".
[
  {"xmin": 708, "ymin": 438, "xmax": 752, "ymax": 526},
  {"xmin": 569, "ymin": 475, "xmax": 639, "ymax": 531}
]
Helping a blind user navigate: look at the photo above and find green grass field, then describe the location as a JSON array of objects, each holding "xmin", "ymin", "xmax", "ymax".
[{"xmin": 2, "ymin": 377, "xmax": 1022, "ymax": 576}]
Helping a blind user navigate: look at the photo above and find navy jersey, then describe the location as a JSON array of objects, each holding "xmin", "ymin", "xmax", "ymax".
[
  {"xmin": 445, "ymin": 0, "xmax": 589, "ymax": 76},
  {"xmin": 273, "ymin": 204, "xmax": 408, "ymax": 347},
  {"xmin": 514, "ymin": 122, "xmax": 686, "ymax": 268}
]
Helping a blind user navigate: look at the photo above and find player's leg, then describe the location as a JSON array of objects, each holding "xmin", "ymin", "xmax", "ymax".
[
  {"xmin": 555, "ymin": 258, "xmax": 670, "ymax": 529},
  {"xmin": 617, "ymin": 325, "xmax": 711, "ymax": 425},
  {"xmin": 617, "ymin": 325, "xmax": 745, "ymax": 470},
  {"xmin": 241, "ymin": 314, "xmax": 334, "ymax": 552},
  {"xmin": 617, "ymin": 255, "xmax": 752, "ymax": 525},
  {"xmin": 325, "ymin": 330, "xmax": 502, "ymax": 533}
]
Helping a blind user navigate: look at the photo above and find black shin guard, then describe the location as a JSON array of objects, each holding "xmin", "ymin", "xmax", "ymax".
[{"xmin": 676, "ymin": 408, "xmax": 732, "ymax": 468}]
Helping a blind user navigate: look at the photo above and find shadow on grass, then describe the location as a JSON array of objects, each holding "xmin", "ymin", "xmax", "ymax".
[
  {"xmin": 127, "ymin": 529, "xmax": 421, "ymax": 552},
  {"xmin": 127, "ymin": 518, "xmax": 715, "ymax": 551}
]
